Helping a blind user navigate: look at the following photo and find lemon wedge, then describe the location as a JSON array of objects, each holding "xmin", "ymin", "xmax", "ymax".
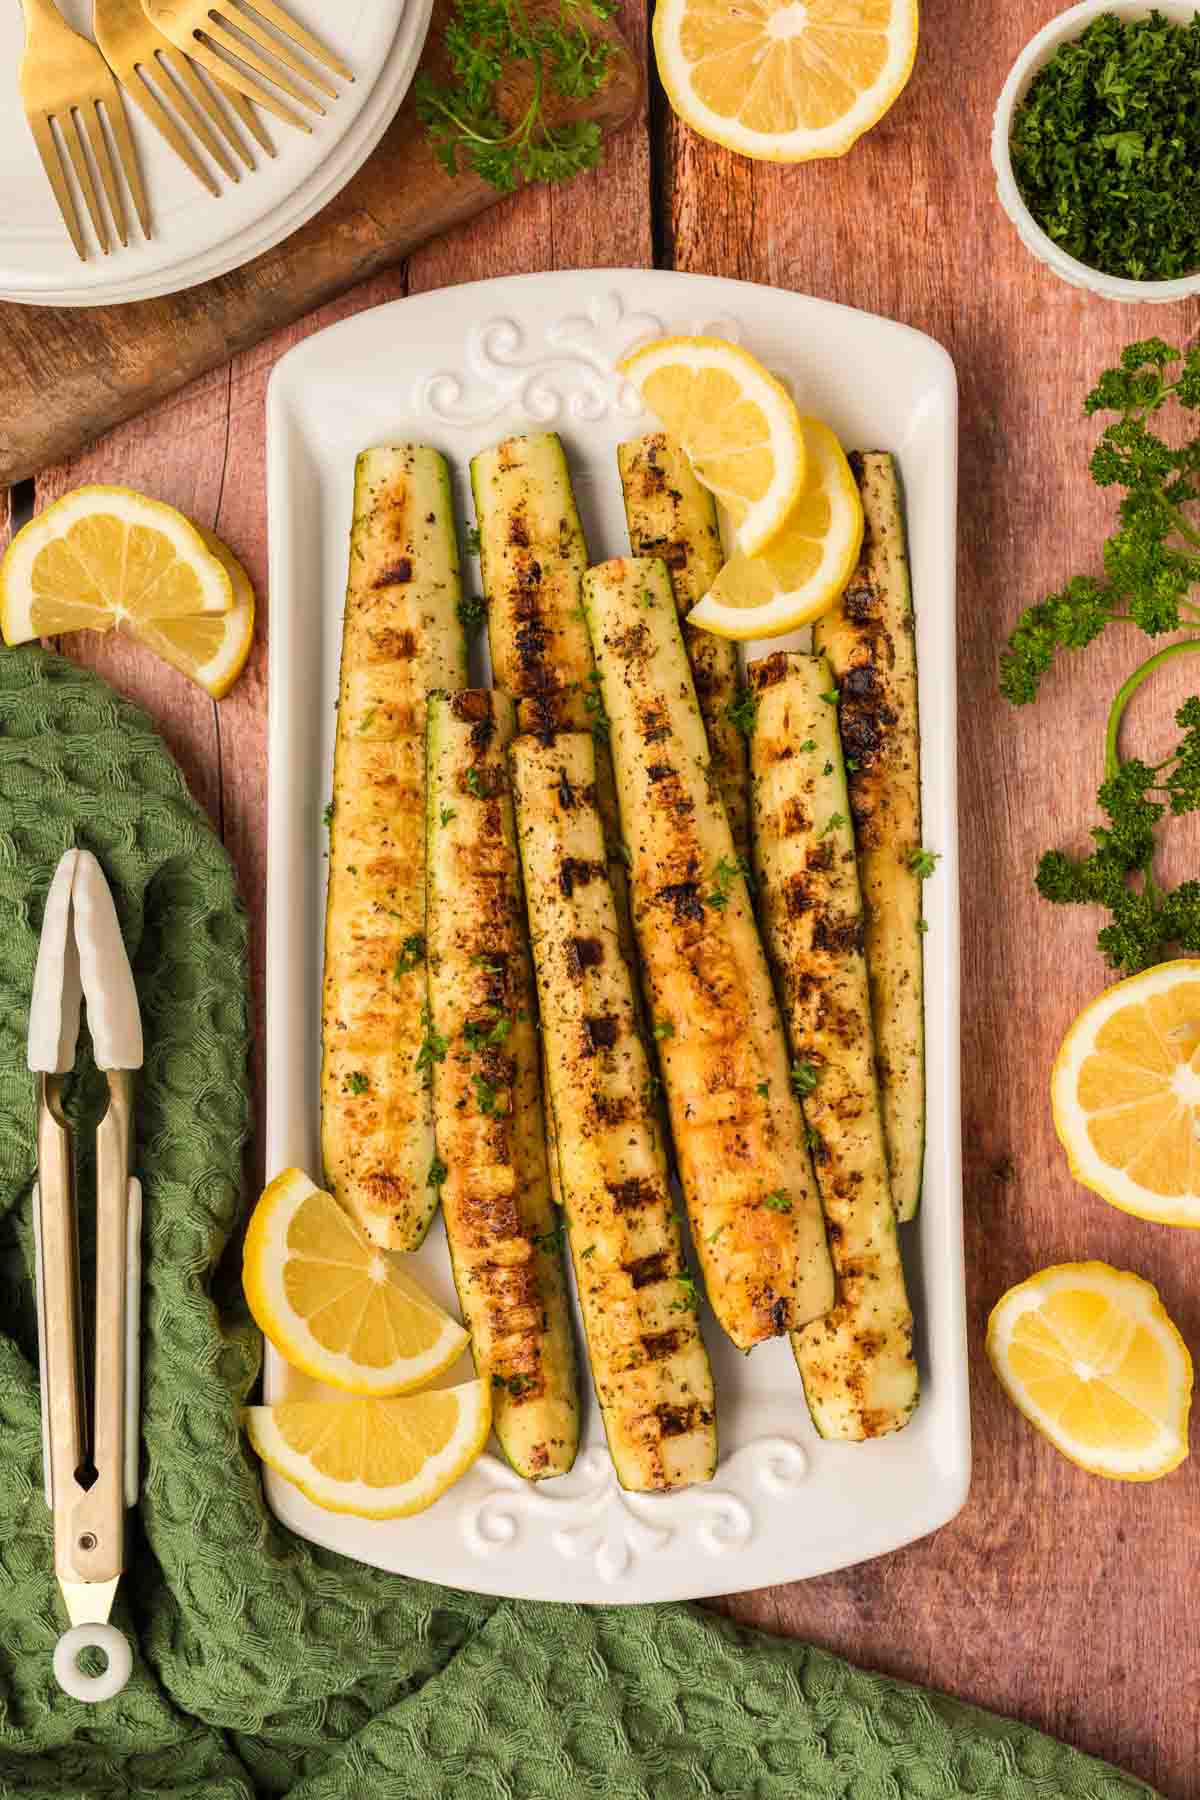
[
  {"xmin": 243, "ymin": 1168, "xmax": 469, "ymax": 1395},
  {"xmin": 131, "ymin": 527, "xmax": 256, "ymax": 699},
  {"xmin": 1051, "ymin": 959, "xmax": 1200, "ymax": 1227},
  {"xmin": 0, "ymin": 484, "xmax": 232, "ymax": 644},
  {"xmin": 687, "ymin": 418, "xmax": 864, "ymax": 639},
  {"xmin": 988, "ymin": 1263, "xmax": 1191, "ymax": 1481},
  {"xmin": 245, "ymin": 1383, "xmax": 492, "ymax": 1518},
  {"xmin": 619, "ymin": 336, "xmax": 806, "ymax": 555},
  {"xmin": 653, "ymin": 0, "xmax": 919, "ymax": 164}
]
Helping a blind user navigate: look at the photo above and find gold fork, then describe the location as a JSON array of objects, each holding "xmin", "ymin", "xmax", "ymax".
[
  {"xmin": 141, "ymin": 0, "xmax": 353, "ymax": 133},
  {"xmin": 17, "ymin": 0, "xmax": 149, "ymax": 259},
  {"xmin": 93, "ymin": 0, "xmax": 275, "ymax": 196}
]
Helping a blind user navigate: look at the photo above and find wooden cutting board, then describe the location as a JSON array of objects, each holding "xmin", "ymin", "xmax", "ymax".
[{"xmin": 0, "ymin": 2, "xmax": 639, "ymax": 487}]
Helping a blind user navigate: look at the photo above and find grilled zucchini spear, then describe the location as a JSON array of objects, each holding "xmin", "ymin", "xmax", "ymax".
[
  {"xmin": 813, "ymin": 453, "xmax": 925, "ymax": 1221},
  {"xmin": 470, "ymin": 432, "xmax": 634, "ymax": 935},
  {"xmin": 511, "ymin": 730, "xmax": 716, "ymax": 1490},
  {"xmin": 618, "ymin": 433, "xmax": 749, "ymax": 852},
  {"xmin": 426, "ymin": 689, "xmax": 579, "ymax": 1479},
  {"xmin": 322, "ymin": 446, "xmax": 466, "ymax": 1249},
  {"xmin": 749, "ymin": 651, "xmax": 918, "ymax": 1439},
  {"xmin": 583, "ymin": 556, "xmax": 834, "ymax": 1348}
]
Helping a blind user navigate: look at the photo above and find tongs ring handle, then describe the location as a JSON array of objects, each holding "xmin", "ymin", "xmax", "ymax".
[{"xmin": 53, "ymin": 1622, "xmax": 132, "ymax": 1703}]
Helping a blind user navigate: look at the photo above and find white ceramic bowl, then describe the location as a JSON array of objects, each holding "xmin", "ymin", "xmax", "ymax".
[{"xmin": 992, "ymin": 0, "xmax": 1200, "ymax": 303}]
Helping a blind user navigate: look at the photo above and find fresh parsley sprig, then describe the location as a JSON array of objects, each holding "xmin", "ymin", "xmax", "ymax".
[
  {"xmin": 415, "ymin": 0, "xmax": 615, "ymax": 195},
  {"xmin": 1002, "ymin": 340, "xmax": 1200, "ymax": 973},
  {"xmin": 1000, "ymin": 340, "xmax": 1200, "ymax": 707}
]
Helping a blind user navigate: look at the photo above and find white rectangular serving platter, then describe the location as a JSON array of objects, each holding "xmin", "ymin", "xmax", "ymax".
[{"xmin": 265, "ymin": 269, "xmax": 966, "ymax": 1605}]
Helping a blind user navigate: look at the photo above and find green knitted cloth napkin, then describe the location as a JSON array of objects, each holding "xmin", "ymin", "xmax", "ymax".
[{"xmin": 0, "ymin": 647, "xmax": 1156, "ymax": 1800}]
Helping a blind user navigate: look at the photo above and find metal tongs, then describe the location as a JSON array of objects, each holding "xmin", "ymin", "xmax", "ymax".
[{"xmin": 28, "ymin": 850, "xmax": 143, "ymax": 1704}]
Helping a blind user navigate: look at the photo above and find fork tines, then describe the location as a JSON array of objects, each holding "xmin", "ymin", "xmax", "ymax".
[{"xmin": 143, "ymin": 0, "xmax": 353, "ymax": 133}]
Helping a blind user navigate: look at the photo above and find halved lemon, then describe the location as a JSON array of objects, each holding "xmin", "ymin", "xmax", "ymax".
[
  {"xmin": 0, "ymin": 484, "xmax": 232, "ymax": 644},
  {"xmin": 1051, "ymin": 960, "xmax": 1200, "ymax": 1227},
  {"xmin": 245, "ymin": 1382, "xmax": 492, "ymax": 1518},
  {"xmin": 243, "ymin": 1168, "xmax": 469, "ymax": 1395},
  {"xmin": 618, "ymin": 336, "xmax": 806, "ymax": 555},
  {"xmin": 131, "ymin": 528, "xmax": 255, "ymax": 699},
  {"xmin": 687, "ymin": 418, "xmax": 863, "ymax": 639},
  {"xmin": 987, "ymin": 1263, "xmax": 1191, "ymax": 1481},
  {"xmin": 653, "ymin": 0, "xmax": 919, "ymax": 164}
]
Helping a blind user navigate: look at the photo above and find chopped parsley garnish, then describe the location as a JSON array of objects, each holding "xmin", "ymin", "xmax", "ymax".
[
  {"xmin": 415, "ymin": 1006, "xmax": 449, "ymax": 1087},
  {"xmin": 789, "ymin": 1060, "xmax": 820, "ymax": 1097},
  {"xmin": 910, "ymin": 847, "xmax": 941, "ymax": 878},
  {"xmin": 533, "ymin": 1224, "xmax": 565, "ymax": 1253},
  {"xmin": 706, "ymin": 1224, "xmax": 725, "ymax": 1245},
  {"xmin": 797, "ymin": 738, "xmax": 816, "ymax": 753},
  {"xmin": 492, "ymin": 1371, "xmax": 533, "ymax": 1397},
  {"xmin": 457, "ymin": 594, "xmax": 487, "ymax": 631},
  {"xmin": 393, "ymin": 933, "xmax": 426, "ymax": 977},
  {"xmin": 822, "ymin": 760, "xmax": 833, "ymax": 777},
  {"xmin": 916, "ymin": 917, "xmax": 930, "ymax": 935},
  {"xmin": 580, "ymin": 1244, "xmax": 596, "ymax": 1259},
  {"xmin": 464, "ymin": 1010, "xmax": 512, "ymax": 1051},
  {"xmin": 818, "ymin": 812, "xmax": 846, "ymax": 838},
  {"xmin": 724, "ymin": 685, "xmax": 759, "ymax": 737},
  {"xmin": 466, "ymin": 766, "xmax": 488, "ymax": 798},
  {"xmin": 755, "ymin": 1080, "xmax": 769, "ymax": 1099},
  {"xmin": 464, "ymin": 524, "xmax": 482, "ymax": 555},
  {"xmin": 583, "ymin": 669, "xmax": 610, "ymax": 743},
  {"xmin": 706, "ymin": 853, "xmax": 753, "ymax": 911},
  {"xmin": 761, "ymin": 1190, "xmax": 792, "ymax": 1213},
  {"xmin": 346, "ymin": 1071, "xmax": 370, "ymax": 1096},
  {"xmin": 323, "ymin": 801, "xmax": 335, "ymax": 828},
  {"xmin": 359, "ymin": 707, "xmax": 376, "ymax": 733},
  {"xmin": 804, "ymin": 1123, "xmax": 822, "ymax": 1153},
  {"xmin": 472, "ymin": 1072, "xmax": 503, "ymax": 1115},
  {"xmin": 440, "ymin": 805, "xmax": 458, "ymax": 826},
  {"xmin": 415, "ymin": 0, "xmax": 615, "ymax": 194},
  {"xmin": 668, "ymin": 1275, "xmax": 700, "ymax": 1313},
  {"xmin": 470, "ymin": 952, "xmax": 504, "ymax": 972},
  {"xmin": 819, "ymin": 688, "xmax": 840, "ymax": 707},
  {"xmin": 1009, "ymin": 13, "xmax": 1200, "ymax": 282},
  {"xmin": 427, "ymin": 1153, "xmax": 448, "ymax": 1190},
  {"xmin": 653, "ymin": 1020, "xmax": 675, "ymax": 1040}
]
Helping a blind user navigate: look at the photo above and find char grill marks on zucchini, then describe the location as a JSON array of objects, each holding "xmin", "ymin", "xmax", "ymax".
[
  {"xmin": 749, "ymin": 651, "xmax": 918, "ymax": 1440},
  {"xmin": 471, "ymin": 429, "xmax": 656, "ymax": 1107},
  {"xmin": 813, "ymin": 452, "xmax": 925, "ymax": 1223},
  {"xmin": 321, "ymin": 446, "xmax": 467, "ymax": 1249},
  {"xmin": 618, "ymin": 432, "xmax": 749, "ymax": 853},
  {"xmin": 583, "ymin": 555, "xmax": 834, "ymax": 1348},
  {"xmin": 426, "ymin": 688, "xmax": 579, "ymax": 1479},
  {"xmin": 511, "ymin": 730, "xmax": 716, "ymax": 1491}
]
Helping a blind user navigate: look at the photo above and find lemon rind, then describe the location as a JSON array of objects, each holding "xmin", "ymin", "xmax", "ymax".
[
  {"xmin": 987, "ymin": 1262, "xmax": 1192, "ymax": 1481},
  {"xmin": 0, "ymin": 483, "xmax": 234, "ymax": 646},
  {"xmin": 652, "ymin": 0, "xmax": 919, "ymax": 165},
  {"xmin": 1050, "ymin": 959, "xmax": 1200, "ymax": 1228},
  {"xmin": 244, "ymin": 1384, "xmax": 492, "ymax": 1519},
  {"xmin": 686, "ymin": 419, "xmax": 865, "ymax": 641},
  {"xmin": 618, "ymin": 335, "xmax": 807, "ymax": 557},
  {"xmin": 243, "ymin": 1168, "xmax": 469, "ymax": 1397}
]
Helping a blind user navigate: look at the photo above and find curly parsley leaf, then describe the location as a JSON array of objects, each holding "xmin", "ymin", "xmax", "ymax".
[{"xmin": 415, "ymin": 0, "xmax": 615, "ymax": 195}]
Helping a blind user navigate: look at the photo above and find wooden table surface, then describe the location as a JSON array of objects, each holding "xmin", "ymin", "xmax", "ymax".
[{"xmin": 6, "ymin": 1, "xmax": 1200, "ymax": 1792}]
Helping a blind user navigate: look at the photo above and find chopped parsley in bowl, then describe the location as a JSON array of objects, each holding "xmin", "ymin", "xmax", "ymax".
[{"xmin": 1010, "ymin": 9, "xmax": 1200, "ymax": 282}]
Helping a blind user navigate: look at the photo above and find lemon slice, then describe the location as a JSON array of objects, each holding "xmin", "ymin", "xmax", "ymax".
[
  {"xmin": 687, "ymin": 418, "xmax": 864, "ymax": 640},
  {"xmin": 130, "ymin": 528, "xmax": 256, "ymax": 699},
  {"xmin": 1051, "ymin": 959, "xmax": 1200, "ymax": 1227},
  {"xmin": 653, "ymin": 0, "xmax": 919, "ymax": 164},
  {"xmin": 245, "ymin": 1382, "xmax": 492, "ymax": 1518},
  {"xmin": 618, "ymin": 336, "xmax": 806, "ymax": 555},
  {"xmin": 987, "ymin": 1263, "xmax": 1192, "ymax": 1481},
  {"xmin": 243, "ymin": 1168, "xmax": 469, "ymax": 1395},
  {"xmin": 0, "ymin": 484, "xmax": 232, "ymax": 645}
]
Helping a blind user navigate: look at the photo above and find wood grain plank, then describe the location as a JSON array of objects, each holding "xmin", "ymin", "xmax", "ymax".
[{"xmin": 663, "ymin": 3, "xmax": 1200, "ymax": 1793}]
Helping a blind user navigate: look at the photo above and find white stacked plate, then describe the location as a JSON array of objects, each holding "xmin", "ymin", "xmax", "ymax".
[{"xmin": 0, "ymin": 0, "xmax": 430, "ymax": 306}]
